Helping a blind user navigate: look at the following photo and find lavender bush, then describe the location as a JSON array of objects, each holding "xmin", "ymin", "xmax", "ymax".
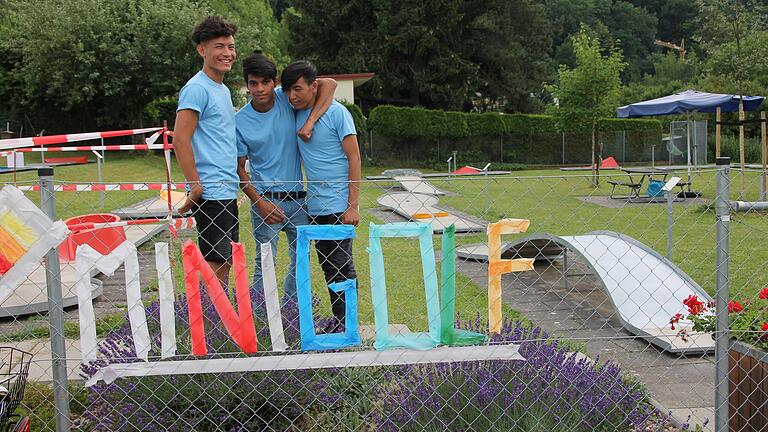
[
  {"xmin": 371, "ymin": 318, "xmax": 653, "ymax": 431},
  {"xmin": 79, "ymin": 286, "xmax": 660, "ymax": 431}
]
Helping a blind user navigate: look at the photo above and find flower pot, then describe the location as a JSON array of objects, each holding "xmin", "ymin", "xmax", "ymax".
[
  {"xmin": 728, "ymin": 340, "xmax": 768, "ymax": 431},
  {"xmin": 58, "ymin": 213, "xmax": 127, "ymax": 261}
]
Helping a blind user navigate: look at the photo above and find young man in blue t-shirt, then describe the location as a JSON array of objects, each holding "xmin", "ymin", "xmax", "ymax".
[
  {"xmin": 281, "ymin": 60, "xmax": 361, "ymax": 330},
  {"xmin": 174, "ymin": 16, "xmax": 239, "ymax": 283},
  {"xmin": 235, "ymin": 51, "xmax": 337, "ymax": 306}
]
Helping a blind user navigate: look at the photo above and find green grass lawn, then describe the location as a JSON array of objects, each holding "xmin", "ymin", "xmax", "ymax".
[
  {"xmin": 5, "ymin": 153, "xmax": 765, "ymax": 331},
  {"xmin": 4, "ymin": 152, "xmax": 514, "ymax": 334},
  {"xmin": 434, "ymin": 166, "xmax": 768, "ymax": 300}
]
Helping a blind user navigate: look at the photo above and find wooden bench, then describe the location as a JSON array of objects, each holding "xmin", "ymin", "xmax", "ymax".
[{"xmin": 607, "ymin": 180, "xmax": 642, "ymax": 199}]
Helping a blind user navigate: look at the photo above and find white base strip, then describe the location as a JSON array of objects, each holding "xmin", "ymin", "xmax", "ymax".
[
  {"xmin": 85, "ymin": 343, "xmax": 524, "ymax": 387},
  {"xmin": 155, "ymin": 243, "xmax": 176, "ymax": 359},
  {"xmin": 260, "ymin": 243, "xmax": 287, "ymax": 351}
]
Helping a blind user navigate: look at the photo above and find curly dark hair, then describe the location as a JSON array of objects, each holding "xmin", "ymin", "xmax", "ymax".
[{"xmin": 191, "ymin": 16, "xmax": 237, "ymax": 44}]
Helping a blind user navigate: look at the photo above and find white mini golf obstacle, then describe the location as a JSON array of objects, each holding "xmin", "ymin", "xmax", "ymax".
[
  {"xmin": 392, "ymin": 175, "xmax": 446, "ymax": 196},
  {"xmin": 376, "ymin": 192, "xmax": 485, "ymax": 233},
  {"xmin": 457, "ymin": 231, "xmax": 714, "ymax": 354}
]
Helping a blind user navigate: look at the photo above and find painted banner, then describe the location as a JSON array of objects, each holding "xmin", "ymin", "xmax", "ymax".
[
  {"xmin": 487, "ymin": 219, "xmax": 534, "ymax": 334},
  {"xmin": 369, "ymin": 222, "xmax": 441, "ymax": 350},
  {"xmin": 76, "ymin": 241, "xmax": 151, "ymax": 361},
  {"xmin": 260, "ymin": 243, "xmax": 287, "ymax": 352},
  {"xmin": 182, "ymin": 241, "xmax": 257, "ymax": 356},
  {"xmin": 295, "ymin": 225, "xmax": 360, "ymax": 351},
  {"xmin": 439, "ymin": 225, "xmax": 487, "ymax": 345},
  {"xmin": 155, "ymin": 243, "xmax": 177, "ymax": 359},
  {"xmin": 0, "ymin": 186, "xmax": 69, "ymax": 301}
]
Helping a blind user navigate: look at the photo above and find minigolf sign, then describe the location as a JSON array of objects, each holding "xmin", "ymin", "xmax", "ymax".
[
  {"xmin": 183, "ymin": 241, "xmax": 258, "ymax": 356},
  {"xmin": 75, "ymin": 219, "xmax": 533, "ymax": 362},
  {"xmin": 487, "ymin": 219, "xmax": 534, "ymax": 334},
  {"xmin": 368, "ymin": 222, "xmax": 486, "ymax": 350}
]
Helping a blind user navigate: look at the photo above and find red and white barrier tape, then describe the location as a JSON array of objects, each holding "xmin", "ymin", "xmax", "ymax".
[
  {"xmin": 169, "ymin": 217, "xmax": 196, "ymax": 233},
  {"xmin": 67, "ymin": 217, "xmax": 195, "ymax": 233},
  {"xmin": 14, "ymin": 183, "xmax": 186, "ymax": 192},
  {"xmin": 0, "ymin": 144, "xmax": 171, "ymax": 156},
  {"xmin": 0, "ymin": 127, "xmax": 164, "ymax": 151}
]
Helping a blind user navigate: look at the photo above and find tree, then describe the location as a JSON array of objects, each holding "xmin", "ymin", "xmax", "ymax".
[
  {"xmin": 545, "ymin": 0, "xmax": 656, "ymax": 82},
  {"xmin": 283, "ymin": 0, "xmax": 381, "ymax": 106},
  {"xmin": 697, "ymin": 0, "xmax": 767, "ymax": 97},
  {"xmin": 544, "ymin": 27, "xmax": 625, "ymax": 186},
  {"xmin": 0, "ymin": 0, "xmax": 284, "ymax": 133},
  {"xmin": 697, "ymin": 0, "xmax": 768, "ymax": 198},
  {"xmin": 285, "ymin": 0, "xmax": 552, "ymax": 112},
  {"xmin": 628, "ymin": 0, "xmax": 699, "ymax": 51},
  {"xmin": 619, "ymin": 52, "xmax": 700, "ymax": 105},
  {"xmin": 459, "ymin": 0, "xmax": 552, "ymax": 113}
]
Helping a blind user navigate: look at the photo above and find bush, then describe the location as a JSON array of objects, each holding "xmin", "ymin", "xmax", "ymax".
[
  {"xmin": 708, "ymin": 135, "xmax": 762, "ymax": 164},
  {"xmin": 78, "ymin": 287, "xmax": 661, "ymax": 431},
  {"xmin": 367, "ymin": 106, "xmax": 661, "ymax": 166},
  {"xmin": 143, "ymin": 96, "xmax": 178, "ymax": 127},
  {"xmin": 369, "ymin": 106, "xmax": 661, "ymax": 138}
]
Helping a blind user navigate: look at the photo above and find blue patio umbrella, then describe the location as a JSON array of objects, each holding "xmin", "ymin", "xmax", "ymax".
[
  {"xmin": 616, "ymin": 89, "xmax": 764, "ymax": 118},
  {"xmin": 617, "ymin": 90, "xmax": 765, "ymax": 194}
]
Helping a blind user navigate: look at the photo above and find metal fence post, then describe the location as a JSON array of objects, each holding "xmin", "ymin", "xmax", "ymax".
[
  {"xmin": 39, "ymin": 168, "xmax": 71, "ymax": 432},
  {"xmin": 666, "ymin": 190, "xmax": 674, "ymax": 260},
  {"xmin": 484, "ymin": 170, "xmax": 489, "ymax": 214},
  {"xmin": 714, "ymin": 156, "xmax": 730, "ymax": 432}
]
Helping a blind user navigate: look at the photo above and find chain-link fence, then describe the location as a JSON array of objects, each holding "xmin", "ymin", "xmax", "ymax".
[{"xmin": 1, "ymin": 159, "xmax": 766, "ymax": 431}]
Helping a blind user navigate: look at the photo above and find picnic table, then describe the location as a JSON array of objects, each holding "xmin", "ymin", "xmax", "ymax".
[{"xmin": 608, "ymin": 167, "xmax": 689, "ymax": 200}]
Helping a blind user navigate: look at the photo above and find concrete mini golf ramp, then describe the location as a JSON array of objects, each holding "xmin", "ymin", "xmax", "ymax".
[
  {"xmin": 112, "ymin": 191, "xmax": 188, "ymax": 219},
  {"xmin": 376, "ymin": 192, "xmax": 485, "ymax": 233},
  {"xmin": 0, "ymin": 223, "xmax": 165, "ymax": 318},
  {"xmin": 458, "ymin": 231, "xmax": 714, "ymax": 354},
  {"xmin": 393, "ymin": 175, "xmax": 445, "ymax": 196},
  {"xmin": 0, "ymin": 266, "xmax": 103, "ymax": 317},
  {"xmin": 457, "ymin": 238, "xmax": 566, "ymax": 262}
]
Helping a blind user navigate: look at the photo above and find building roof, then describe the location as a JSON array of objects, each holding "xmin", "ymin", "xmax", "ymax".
[{"xmin": 317, "ymin": 72, "xmax": 375, "ymax": 87}]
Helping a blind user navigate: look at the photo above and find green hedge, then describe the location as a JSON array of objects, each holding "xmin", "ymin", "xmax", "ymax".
[
  {"xmin": 341, "ymin": 102, "xmax": 367, "ymax": 135},
  {"xmin": 368, "ymin": 105, "xmax": 661, "ymax": 138}
]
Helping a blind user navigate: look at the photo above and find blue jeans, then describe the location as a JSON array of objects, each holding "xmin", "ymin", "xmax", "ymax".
[{"xmin": 250, "ymin": 197, "xmax": 309, "ymax": 305}]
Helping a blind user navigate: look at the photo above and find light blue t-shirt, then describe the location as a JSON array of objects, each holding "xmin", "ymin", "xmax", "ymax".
[
  {"xmin": 177, "ymin": 70, "xmax": 238, "ymax": 200},
  {"xmin": 295, "ymin": 101, "xmax": 357, "ymax": 215},
  {"xmin": 235, "ymin": 88, "xmax": 303, "ymax": 193}
]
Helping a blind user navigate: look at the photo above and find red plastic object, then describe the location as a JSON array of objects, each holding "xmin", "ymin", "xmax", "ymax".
[
  {"xmin": 44, "ymin": 156, "xmax": 88, "ymax": 164},
  {"xmin": 452, "ymin": 166, "xmax": 482, "ymax": 175},
  {"xmin": 600, "ymin": 156, "xmax": 619, "ymax": 168},
  {"xmin": 12, "ymin": 417, "xmax": 30, "ymax": 432},
  {"xmin": 58, "ymin": 213, "xmax": 127, "ymax": 261}
]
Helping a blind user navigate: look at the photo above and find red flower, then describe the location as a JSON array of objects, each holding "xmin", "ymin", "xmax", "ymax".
[
  {"xmin": 683, "ymin": 295, "xmax": 706, "ymax": 315},
  {"xmin": 728, "ymin": 300, "xmax": 744, "ymax": 314},
  {"xmin": 762, "ymin": 323, "xmax": 768, "ymax": 332},
  {"xmin": 669, "ymin": 313, "xmax": 684, "ymax": 330},
  {"xmin": 760, "ymin": 288, "xmax": 768, "ymax": 300}
]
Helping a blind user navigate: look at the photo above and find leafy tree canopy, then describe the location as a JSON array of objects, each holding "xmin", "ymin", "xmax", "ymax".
[{"xmin": 0, "ymin": 0, "xmax": 283, "ymax": 132}]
